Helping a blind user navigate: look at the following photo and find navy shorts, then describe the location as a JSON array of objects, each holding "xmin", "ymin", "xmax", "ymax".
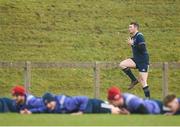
[
  {"xmin": 84, "ymin": 99, "xmax": 111, "ymax": 113},
  {"xmin": 0, "ymin": 98, "xmax": 17, "ymax": 113},
  {"xmin": 131, "ymin": 58, "xmax": 149, "ymax": 72}
]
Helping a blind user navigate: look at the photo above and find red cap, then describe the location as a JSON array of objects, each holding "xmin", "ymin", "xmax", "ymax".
[
  {"xmin": 107, "ymin": 86, "xmax": 122, "ymax": 100},
  {"xmin": 11, "ymin": 85, "xmax": 26, "ymax": 96}
]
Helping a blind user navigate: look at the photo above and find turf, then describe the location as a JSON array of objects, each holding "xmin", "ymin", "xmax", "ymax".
[
  {"xmin": 0, "ymin": 114, "xmax": 180, "ymax": 126},
  {"xmin": 0, "ymin": 0, "xmax": 180, "ymax": 99}
]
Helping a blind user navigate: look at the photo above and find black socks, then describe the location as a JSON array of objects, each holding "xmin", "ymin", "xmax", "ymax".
[
  {"xmin": 143, "ymin": 86, "xmax": 150, "ymax": 98},
  {"xmin": 122, "ymin": 68, "xmax": 137, "ymax": 82},
  {"xmin": 122, "ymin": 67, "xmax": 150, "ymax": 98}
]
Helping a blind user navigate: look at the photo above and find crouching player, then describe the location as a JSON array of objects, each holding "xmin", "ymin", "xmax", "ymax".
[
  {"xmin": 0, "ymin": 97, "xmax": 17, "ymax": 113},
  {"xmin": 11, "ymin": 85, "xmax": 46, "ymax": 114},
  {"xmin": 42, "ymin": 92, "xmax": 121, "ymax": 114},
  {"xmin": 107, "ymin": 86, "xmax": 163, "ymax": 114},
  {"xmin": 163, "ymin": 94, "xmax": 180, "ymax": 115}
]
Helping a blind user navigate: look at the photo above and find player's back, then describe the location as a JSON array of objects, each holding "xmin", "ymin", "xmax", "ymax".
[
  {"xmin": 54, "ymin": 95, "xmax": 89, "ymax": 113},
  {"xmin": 26, "ymin": 94, "xmax": 44, "ymax": 108},
  {"xmin": 144, "ymin": 99, "xmax": 162, "ymax": 114},
  {"xmin": 123, "ymin": 93, "xmax": 162, "ymax": 114},
  {"xmin": 123, "ymin": 93, "xmax": 144, "ymax": 113}
]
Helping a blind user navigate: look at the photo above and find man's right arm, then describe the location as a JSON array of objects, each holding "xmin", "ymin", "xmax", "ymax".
[{"xmin": 135, "ymin": 104, "xmax": 149, "ymax": 114}]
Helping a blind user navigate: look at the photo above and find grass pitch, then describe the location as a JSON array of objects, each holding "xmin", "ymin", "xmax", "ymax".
[{"xmin": 0, "ymin": 114, "xmax": 180, "ymax": 126}]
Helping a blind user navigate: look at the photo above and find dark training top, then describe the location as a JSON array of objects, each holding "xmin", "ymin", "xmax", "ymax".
[{"xmin": 131, "ymin": 32, "xmax": 149, "ymax": 64}]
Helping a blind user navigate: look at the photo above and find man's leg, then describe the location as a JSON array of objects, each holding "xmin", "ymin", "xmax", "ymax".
[
  {"xmin": 139, "ymin": 72, "xmax": 150, "ymax": 98},
  {"xmin": 0, "ymin": 99, "xmax": 4, "ymax": 113},
  {"xmin": 119, "ymin": 58, "xmax": 138, "ymax": 89},
  {"xmin": 3, "ymin": 98, "xmax": 17, "ymax": 112}
]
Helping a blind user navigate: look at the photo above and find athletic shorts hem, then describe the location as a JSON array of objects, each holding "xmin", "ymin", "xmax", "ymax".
[{"xmin": 130, "ymin": 58, "xmax": 149, "ymax": 72}]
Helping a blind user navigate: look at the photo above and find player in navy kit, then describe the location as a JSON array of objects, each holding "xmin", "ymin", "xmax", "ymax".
[{"xmin": 119, "ymin": 22, "xmax": 150, "ymax": 98}]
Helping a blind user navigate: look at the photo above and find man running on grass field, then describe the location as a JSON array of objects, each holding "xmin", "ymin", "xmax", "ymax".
[{"xmin": 119, "ymin": 22, "xmax": 150, "ymax": 98}]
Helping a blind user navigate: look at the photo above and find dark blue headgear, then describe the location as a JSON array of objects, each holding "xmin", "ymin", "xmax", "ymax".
[{"xmin": 42, "ymin": 92, "xmax": 55, "ymax": 105}]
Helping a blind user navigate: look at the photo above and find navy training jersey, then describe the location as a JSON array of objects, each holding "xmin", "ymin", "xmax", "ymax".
[
  {"xmin": 46, "ymin": 95, "xmax": 89, "ymax": 113},
  {"xmin": 131, "ymin": 32, "xmax": 149, "ymax": 63},
  {"xmin": 122, "ymin": 93, "xmax": 161, "ymax": 114}
]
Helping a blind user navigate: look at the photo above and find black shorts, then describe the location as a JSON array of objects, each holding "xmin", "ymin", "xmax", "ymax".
[
  {"xmin": 131, "ymin": 58, "xmax": 149, "ymax": 72},
  {"xmin": 84, "ymin": 99, "xmax": 111, "ymax": 113}
]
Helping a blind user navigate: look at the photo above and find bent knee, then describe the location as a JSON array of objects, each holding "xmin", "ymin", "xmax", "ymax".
[
  {"xmin": 139, "ymin": 78, "xmax": 147, "ymax": 84},
  {"xmin": 119, "ymin": 62, "xmax": 126, "ymax": 69}
]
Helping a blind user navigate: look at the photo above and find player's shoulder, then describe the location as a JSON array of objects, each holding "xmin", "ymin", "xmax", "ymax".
[
  {"xmin": 123, "ymin": 93, "xmax": 140, "ymax": 105},
  {"xmin": 123, "ymin": 93, "xmax": 138, "ymax": 100},
  {"xmin": 135, "ymin": 32, "xmax": 145, "ymax": 43},
  {"xmin": 123, "ymin": 93, "xmax": 136, "ymax": 96},
  {"xmin": 25, "ymin": 94, "xmax": 36, "ymax": 104},
  {"xmin": 178, "ymin": 98, "xmax": 180, "ymax": 103},
  {"xmin": 26, "ymin": 94, "xmax": 35, "ymax": 100},
  {"xmin": 55, "ymin": 94, "xmax": 64, "ymax": 99},
  {"xmin": 137, "ymin": 32, "xmax": 143, "ymax": 36},
  {"xmin": 136, "ymin": 32, "xmax": 144, "ymax": 38}
]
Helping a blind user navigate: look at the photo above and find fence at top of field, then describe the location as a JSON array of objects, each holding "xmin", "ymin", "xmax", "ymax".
[{"xmin": 0, "ymin": 61, "xmax": 180, "ymax": 99}]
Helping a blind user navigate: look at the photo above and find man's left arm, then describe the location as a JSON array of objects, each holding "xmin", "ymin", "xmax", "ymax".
[
  {"xmin": 29, "ymin": 106, "xmax": 47, "ymax": 113},
  {"xmin": 136, "ymin": 34, "xmax": 147, "ymax": 53},
  {"xmin": 26, "ymin": 97, "xmax": 45, "ymax": 113},
  {"xmin": 74, "ymin": 96, "xmax": 89, "ymax": 112},
  {"xmin": 128, "ymin": 98, "xmax": 149, "ymax": 114}
]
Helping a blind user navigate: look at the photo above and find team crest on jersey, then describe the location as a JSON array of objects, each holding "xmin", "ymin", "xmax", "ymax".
[{"xmin": 142, "ymin": 69, "xmax": 146, "ymax": 72}]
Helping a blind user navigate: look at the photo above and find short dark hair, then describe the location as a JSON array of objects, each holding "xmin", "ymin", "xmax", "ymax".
[
  {"xmin": 163, "ymin": 94, "xmax": 176, "ymax": 106},
  {"xmin": 130, "ymin": 22, "xmax": 139, "ymax": 29}
]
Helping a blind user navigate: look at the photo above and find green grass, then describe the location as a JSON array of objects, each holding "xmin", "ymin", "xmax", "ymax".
[
  {"xmin": 0, "ymin": 114, "xmax": 180, "ymax": 126},
  {"xmin": 0, "ymin": 0, "xmax": 180, "ymax": 99}
]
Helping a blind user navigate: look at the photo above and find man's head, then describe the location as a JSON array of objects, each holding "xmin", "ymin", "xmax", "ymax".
[
  {"xmin": 129, "ymin": 22, "xmax": 139, "ymax": 35},
  {"xmin": 42, "ymin": 93, "xmax": 56, "ymax": 111},
  {"xmin": 11, "ymin": 85, "xmax": 26, "ymax": 104},
  {"xmin": 107, "ymin": 86, "xmax": 124, "ymax": 107},
  {"xmin": 163, "ymin": 94, "xmax": 180, "ymax": 113}
]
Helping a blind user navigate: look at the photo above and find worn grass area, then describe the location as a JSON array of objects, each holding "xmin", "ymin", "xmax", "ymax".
[
  {"xmin": 0, "ymin": 114, "xmax": 180, "ymax": 126},
  {"xmin": 0, "ymin": 0, "xmax": 180, "ymax": 99}
]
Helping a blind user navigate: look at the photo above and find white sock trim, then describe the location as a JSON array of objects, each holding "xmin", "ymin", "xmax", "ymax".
[{"xmin": 143, "ymin": 84, "xmax": 148, "ymax": 88}]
